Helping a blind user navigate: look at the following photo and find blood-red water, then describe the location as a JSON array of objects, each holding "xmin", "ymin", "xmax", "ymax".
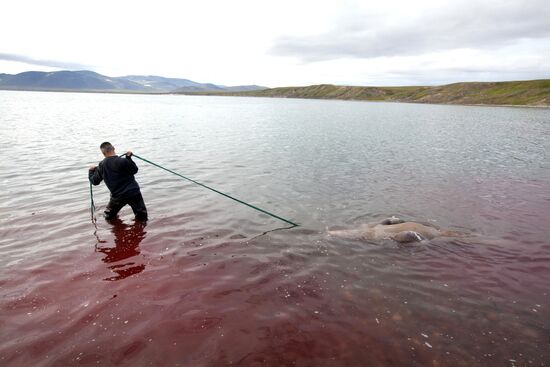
[{"xmin": 1, "ymin": 91, "xmax": 549, "ymax": 366}]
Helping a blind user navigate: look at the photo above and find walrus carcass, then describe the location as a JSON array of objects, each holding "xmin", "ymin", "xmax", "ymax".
[{"xmin": 328, "ymin": 216, "xmax": 461, "ymax": 243}]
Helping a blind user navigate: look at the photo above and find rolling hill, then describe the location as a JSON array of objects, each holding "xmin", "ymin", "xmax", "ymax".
[
  {"xmin": 0, "ymin": 70, "xmax": 267, "ymax": 93},
  {"xmin": 195, "ymin": 80, "xmax": 550, "ymax": 107},
  {"xmin": 1, "ymin": 70, "xmax": 547, "ymax": 106},
  {"xmin": 0, "ymin": 71, "xmax": 147, "ymax": 91}
]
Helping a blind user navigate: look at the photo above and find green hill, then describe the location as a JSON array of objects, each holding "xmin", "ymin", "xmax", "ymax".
[{"xmin": 183, "ymin": 79, "xmax": 550, "ymax": 107}]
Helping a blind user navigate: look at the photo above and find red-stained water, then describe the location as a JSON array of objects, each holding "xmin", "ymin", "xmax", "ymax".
[{"xmin": 1, "ymin": 91, "xmax": 549, "ymax": 366}]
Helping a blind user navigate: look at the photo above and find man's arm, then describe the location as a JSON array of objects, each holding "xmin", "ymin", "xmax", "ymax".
[
  {"xmin": 124, "ymin": 151, "xmax": 138, "ymax": 174},
  {"xmin": 89, "ymin": 164, "xmax": 103, "ymax": 185}
]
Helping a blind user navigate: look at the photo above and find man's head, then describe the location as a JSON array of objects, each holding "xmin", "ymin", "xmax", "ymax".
[{"xmin": 100, "ymin": 142, "xmax": 115, "ymax": 157}]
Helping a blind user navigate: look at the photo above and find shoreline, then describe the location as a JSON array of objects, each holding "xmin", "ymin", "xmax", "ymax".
[
  {"xmin": 176, "ymin": 92, "xmax": 550, "ymax": 109},
  {"xmin": 1, "ymin": 87, "xmax": 549, "ymax": 109}
]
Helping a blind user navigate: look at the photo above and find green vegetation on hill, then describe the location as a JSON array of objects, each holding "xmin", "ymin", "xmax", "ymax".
[{"xmin": 183, "ymin": 79, "xmax": 550, "ymax": 107}]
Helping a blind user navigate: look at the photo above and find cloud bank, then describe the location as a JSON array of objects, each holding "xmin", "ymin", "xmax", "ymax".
[
  {"xmin": 0, "ymin": 53, "xmax": 89, "ymax": 70},
  {"xmin": 270, "ymin": 0, "xmax": 550, "ymax": 62},
  {"xmin": 0, "ymin": 0, "xmax": 548, "ymax": 86}
]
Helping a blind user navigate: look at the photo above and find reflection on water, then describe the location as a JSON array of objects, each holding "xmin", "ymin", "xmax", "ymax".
[{"xmin": 94, "ymin": 218, "xmax": 147, "ymax": 281}]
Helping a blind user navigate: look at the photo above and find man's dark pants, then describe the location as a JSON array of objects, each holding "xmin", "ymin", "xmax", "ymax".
[{"xmin": 104, "ymin": 193, "xmax": 148, "ymax": 221}]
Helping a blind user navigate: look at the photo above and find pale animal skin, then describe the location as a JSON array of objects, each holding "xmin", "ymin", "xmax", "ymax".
[{"xmin": 328, "ymin": 217, "xmax": 461, "ymax": 243}]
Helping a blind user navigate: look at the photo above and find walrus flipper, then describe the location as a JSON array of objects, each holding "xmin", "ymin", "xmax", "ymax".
[{"xmin": 392, "ymin": 231, "xmax": 426, "ymax": 243}]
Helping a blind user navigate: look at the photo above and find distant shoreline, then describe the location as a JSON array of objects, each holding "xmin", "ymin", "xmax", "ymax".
[
  {"xmin": 176, "ymin": 79, "xmax": 550, "ymax": 108},
  {"xmin": 175, "ymin": 91, "xmax": 550, "ymax": 109},
  {"xmin": 2, "ymin": 78, "xmax": 549, "ymax": 108},
  {"xmin": 0, "ymin": 87, "xmax": 166, "ymax": 95}
]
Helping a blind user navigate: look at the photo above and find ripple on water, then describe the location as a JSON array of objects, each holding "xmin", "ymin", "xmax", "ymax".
[{"xmin": 1, "ymin": 92, "xmax": 549, "ymax": 366}]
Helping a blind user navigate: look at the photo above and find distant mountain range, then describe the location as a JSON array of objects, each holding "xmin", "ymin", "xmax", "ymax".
[
  {"xmin": 0, "ymin": 70, "xmax": 267, "ymax": 93},
  {"xmin": 1, "ymin": 70, "xmax": 547, "ymax": 107}
]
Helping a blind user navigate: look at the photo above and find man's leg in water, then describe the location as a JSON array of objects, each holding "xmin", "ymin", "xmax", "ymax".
[
  {"xmin": 128, "ymin": 193, "xmax": 148, "ymax": 221},
  {"xmin": 104, "ymin": 198, "xmax": 125, "ymax": 220}
]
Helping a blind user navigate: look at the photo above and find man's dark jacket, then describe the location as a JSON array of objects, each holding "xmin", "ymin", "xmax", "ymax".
[{"xmin": 89, "ymin": 155, "xmax": 141, "ymax": 200}]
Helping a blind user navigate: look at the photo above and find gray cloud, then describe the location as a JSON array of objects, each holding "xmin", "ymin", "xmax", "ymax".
[
  {"xmin": 375, "ymin": 68, "xmax": 550, "ymax": 86},
  {"xmin": 0, "ymin": 52, "xmax": 90, "ymax": 70},
  {"xmin": 270, "ymin": 0, "xmax": 550, "ymax": 61}
]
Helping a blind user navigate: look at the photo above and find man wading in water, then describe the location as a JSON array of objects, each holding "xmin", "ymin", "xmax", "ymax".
[{"xmin": 89, "ymin": 142, "xmax": 148, "ymax": 221}]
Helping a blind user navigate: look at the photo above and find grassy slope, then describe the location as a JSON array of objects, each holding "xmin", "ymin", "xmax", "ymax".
[{"xmin": 187, "ymin": 80, "xmax": 550, "ymax": 106}]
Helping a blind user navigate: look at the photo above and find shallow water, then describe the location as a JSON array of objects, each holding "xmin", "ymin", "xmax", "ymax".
[{"xmin": 0, "ymin": 90, "xmax": 549, "ymax": 366}]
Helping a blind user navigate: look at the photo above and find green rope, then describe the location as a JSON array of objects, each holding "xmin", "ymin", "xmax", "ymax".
[
  {"xmin": 89, "ymin": 180, "xmax": 96, "ymax": 216},
  {"xmin": 132, "ymin": 153, "xmax": 298, "ymax": 227}
]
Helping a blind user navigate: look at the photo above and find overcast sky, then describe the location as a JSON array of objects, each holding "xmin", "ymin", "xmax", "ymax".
[{"xmin": 1, "ymin": 0, "xmax": 549, "ymax": 87}]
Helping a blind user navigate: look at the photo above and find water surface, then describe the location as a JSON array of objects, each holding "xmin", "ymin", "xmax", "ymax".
[{"xmin": 1, "ymin": 91, "xmax": 549, "ymax": 366}]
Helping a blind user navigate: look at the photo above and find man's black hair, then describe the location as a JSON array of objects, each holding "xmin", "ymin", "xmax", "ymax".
[{"xmin": 100, "ymin": 142, "xmax": 115, "ymax": 153}]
